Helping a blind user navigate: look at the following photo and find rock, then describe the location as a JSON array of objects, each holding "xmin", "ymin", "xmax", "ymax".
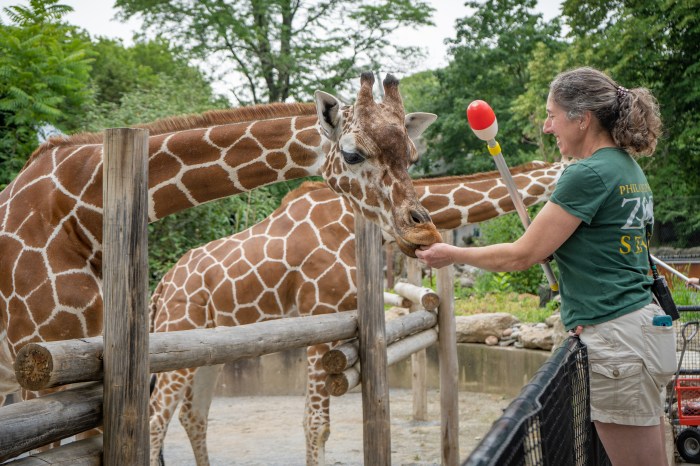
[
  {"xmin": 546, "ymin": 313, "xmax": 568, "ymax": 351},
  {"xmin": 459, "ymin": 276, "xmax": 475, "ymax": 288},
  {"xmin": 485, "ymin": 335, "xmax": 499, "ymax": 346},
  {"xmin": 519, "ymin": 324, "xmax": 554, "ymax": 350},
  {"xmin": 455, "ymin": 313, "xmax": 520, "ymax": 343}
]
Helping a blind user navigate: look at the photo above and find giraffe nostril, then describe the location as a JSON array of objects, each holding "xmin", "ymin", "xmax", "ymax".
[{"xmin": 409, "ymin": 209, "xmax": 430, "ymax": 225}]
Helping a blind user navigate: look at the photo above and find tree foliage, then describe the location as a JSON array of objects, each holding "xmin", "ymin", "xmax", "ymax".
[
  {"xmin": 414, "ymin": 0, "xmax": 563, "ymax": 177},
  {"xmin": 78, "ymin": 38, "xmax": 289, "ymax": 289},
  {"xmin": 114, "ymin": 0, "xmax": 435, "ymax": 104},
  {"xmin": 412, "ymin": 0, "xmax": 698, "ymax": 247},
  {"xmin": 83, "ymin": 38, "xmax": 229, "ymax": 130},
  {"xmin": 0, "ymin": 0, "xmax": 93, "ymax": 187},
  {"xmin": 559, "ymin": 0, "xmax": 700, "ymax": 244}
]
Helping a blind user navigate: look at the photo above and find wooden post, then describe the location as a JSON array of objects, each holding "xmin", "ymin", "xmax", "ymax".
[
  {"xmin": 102, "ymin": 128, "xmax": 149, "ymax": 465},
  {"xmin": 385, "ymin": 243, "xmax": 395, "ymax": 289},
  {"xmin": 407, "ymin": 258, "xmax": 428, "ymax": 421},
  {"xmin": 436, "ymin": 230, "xmax": 459, "ymax": 465},
  {"xmin": 355, "ymin": 213, "xmax": 391, "ymax": 465}
]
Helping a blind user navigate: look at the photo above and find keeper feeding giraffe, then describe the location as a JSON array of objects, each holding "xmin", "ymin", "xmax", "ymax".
[
  {"xmin": 148, "ymin": 161, "xmax": 565, "ymax": 466},
  {"xmin": 0, "ymin": 72, "xmax": 441, "ymax": 410}
]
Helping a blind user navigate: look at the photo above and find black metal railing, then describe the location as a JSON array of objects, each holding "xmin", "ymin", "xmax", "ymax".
[{"xmin": 463, "ymin": 337, "xmax": 611, "ymax": 466}]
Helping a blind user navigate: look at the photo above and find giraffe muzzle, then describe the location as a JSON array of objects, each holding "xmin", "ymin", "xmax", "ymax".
[{"xmin": 394, "ymin": 204, "xmax": 442, "ymax": 257}]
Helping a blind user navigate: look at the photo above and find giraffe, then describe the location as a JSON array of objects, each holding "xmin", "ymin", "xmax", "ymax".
[
  {"xmin": 0, "ymin": 72, "xmax": 441, "ymax": 410},
  {"xmin": 148, "ymin": 161, "xmax": 565, "ymax": 466}
]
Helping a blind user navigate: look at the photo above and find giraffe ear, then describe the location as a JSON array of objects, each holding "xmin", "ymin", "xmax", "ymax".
[
  {"xmin": 314, "ymin": 91, "xmax": 342, "ymax": 140},
  {"xmin": 405, "ymin": 113, "xmax": 437, "ymax": 141}
]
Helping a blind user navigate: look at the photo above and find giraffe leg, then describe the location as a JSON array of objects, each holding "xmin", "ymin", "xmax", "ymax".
[
  {"xmin": 304, "ymin": 343, "xmax": 336, "ymax": 466},
  {"xmin": 178, "ymin": 364, "xmax": 223, "ymax": 466},
  {"xmin": 0, "ymin": 334, "xmax": 20, "ymax": 408},
  {"xmin": 150, "ymin": 368, "xmax": 196, "ymax": 466}
]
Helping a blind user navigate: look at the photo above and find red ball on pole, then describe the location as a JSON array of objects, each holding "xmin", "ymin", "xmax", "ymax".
[{"xmin": 466, "ymin": 100, "xmax": 498, "ymax": 141}]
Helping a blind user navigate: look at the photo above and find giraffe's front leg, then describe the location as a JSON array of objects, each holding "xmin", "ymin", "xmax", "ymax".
[
  {"xmin": 150, "ymin": 369, "xmax": 195, "ymax": 466},
  {"xmin": 178, "ymin": 364, "xmax": 223, "ymax": 466},
  {"xmin": 304, "ymin": 343, "xmax": 338, "ymax": 466}
]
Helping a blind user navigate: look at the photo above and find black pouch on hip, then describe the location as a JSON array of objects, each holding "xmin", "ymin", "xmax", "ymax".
[
  {"xmin": 650, "ymin": 275, "xmax": 680, "ymax": 320},
  {"xmin": 646, "ymin": 224, "xmax": 680, "ymax": 320}
]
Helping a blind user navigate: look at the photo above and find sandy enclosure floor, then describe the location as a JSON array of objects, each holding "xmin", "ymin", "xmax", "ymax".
[{"xmin": 162, "ymin": 388, "xmax": 511, "ymax": 466}]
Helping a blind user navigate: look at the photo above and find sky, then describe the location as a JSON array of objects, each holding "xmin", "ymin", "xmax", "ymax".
[{"xmin": 0, "ymin": 0, "xmax": 564, "ymax": 72}]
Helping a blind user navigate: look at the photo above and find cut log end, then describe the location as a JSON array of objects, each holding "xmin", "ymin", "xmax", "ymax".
[
  {"xmin": 15, "ymin": 344, "xmax": 53, "ymax": 391},
  {"xmin": 420, "ymin": 293, "xmax": 440, "ymax": 311},
  {"xmin": 321, "ymin": 350, "xmax": 349, "ymax": 375},
  {"xmin": 325, "ymin": 374, "xmax": 350, "ymax": 397}
]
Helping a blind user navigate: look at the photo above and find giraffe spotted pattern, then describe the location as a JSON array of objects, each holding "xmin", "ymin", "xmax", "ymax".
[{"xmin": 149, "ymin": 161, "xmax": 565, "ymax": 466}]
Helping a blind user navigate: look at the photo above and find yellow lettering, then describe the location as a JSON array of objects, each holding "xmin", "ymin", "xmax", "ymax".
[
  {"xmin": 634, "ymin": 236, "xmax": 645, "ymax": 254},
  {"xmin": 619, "ymin": 235, "xmax": 631, "ymax": 254},
  {"xmin": 618, "ymin": 183, "xmax": 652, "ymax": 196}
]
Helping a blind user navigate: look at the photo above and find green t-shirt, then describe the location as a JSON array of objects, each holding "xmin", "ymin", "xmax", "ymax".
[{"xmin": 549, "ymin": 148, "xmax": 654, "ymax": 329}]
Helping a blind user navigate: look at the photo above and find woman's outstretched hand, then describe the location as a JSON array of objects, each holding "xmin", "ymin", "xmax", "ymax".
[{"xmin": 415, "ymin": 243, "xmax": 456, "ymax": 269}]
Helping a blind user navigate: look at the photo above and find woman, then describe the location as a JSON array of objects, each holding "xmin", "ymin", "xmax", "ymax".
[{"xmin": 416, "ymin": 67, "xmax": 673, "ymax": 466}]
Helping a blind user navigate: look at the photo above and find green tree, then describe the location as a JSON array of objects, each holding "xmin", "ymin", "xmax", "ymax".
[
  {"xmin": 77, "ymin": 38, "xmax": 285, "ymax": 289},
  {"xmin": 83, "ymin": 38, "xmax": 229, "ymax": 130},
  {"xmin": 474, "ymin": 206, "xmax": 550, "ymax": 295},
  {"xmin": 416, "ymin": 0, "xmax": 563, "ymax": 177},
  {"xmin": 0, "ymin": 0, "xmax": 93, "ymax": 187},
  {"xmin": 114, "ymin": 0, "xmax": 435, "ymax": 104},
  {"xmin": 399, "ymin": 70, "xmax": 440, "ymax": 114},
  {"xmin": 87, "ymin": 37, "xmax": 220, "ymax": 106},
  {"xmin": 560, "ymin": 0, "xmax": 700, "ymax": 245}
]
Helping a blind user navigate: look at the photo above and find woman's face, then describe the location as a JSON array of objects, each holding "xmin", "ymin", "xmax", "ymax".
[{"xmin": 543, "ymin": 94, "xmax": 584, "ymax": 158}]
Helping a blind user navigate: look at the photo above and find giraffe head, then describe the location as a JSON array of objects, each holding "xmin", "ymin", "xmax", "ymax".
[{"xmin": 314, "ymin": 72, "xmax": 442, "ymax": 257}]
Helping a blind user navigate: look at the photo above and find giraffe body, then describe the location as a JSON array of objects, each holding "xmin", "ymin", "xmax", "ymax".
[
  {"xmin": 0, "ymin": 74, "xmax": 440, "ymax": 410},
  {"xmin": 149, "ymin": 161, "xmax": 565, "ymax": 465}
]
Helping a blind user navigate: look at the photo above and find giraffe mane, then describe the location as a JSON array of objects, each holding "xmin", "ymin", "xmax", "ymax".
[{"xmin": 24, "ymin": 102, "xmax": 317, "ymax": 169}]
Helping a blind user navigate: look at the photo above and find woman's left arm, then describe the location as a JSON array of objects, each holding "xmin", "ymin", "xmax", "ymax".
[{"xmin": 416, "ymin": 201, "xmax": 582, "ymax": 271}]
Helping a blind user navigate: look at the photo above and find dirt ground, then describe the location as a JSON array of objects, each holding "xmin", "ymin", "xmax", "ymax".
[{"xmin": 162, "ymin": 388, "xmax": 511, "ymax": 466}]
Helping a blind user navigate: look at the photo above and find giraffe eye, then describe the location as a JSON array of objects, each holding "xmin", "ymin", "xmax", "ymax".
[{"xmin": 340, "ymin": 149, "xmax": 365, "ymax": 165}]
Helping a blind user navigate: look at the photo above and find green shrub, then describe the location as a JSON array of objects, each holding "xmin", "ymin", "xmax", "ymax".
[{"xmin": 472, "ymin": 210, "xmax": 549, "ymax": 295}]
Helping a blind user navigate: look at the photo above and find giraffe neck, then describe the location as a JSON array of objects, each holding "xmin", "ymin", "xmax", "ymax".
[
  {"xmin": 12, "ymin": 103, "xmax": 326, "ymax": 227},
  {"xmin": 415, "ymin": 161, "xmax": 564, "ymax": 230},
  {"xmin": 0, "ymin": 104, "xmax": 325, "ymax": 352},
  {"xmin": 150, "ymin": 161, "xmax": 565, "ymax": 333},
  {"xmin": 145, "ymin": 113, "xmax": 324, "ymax": 220}
]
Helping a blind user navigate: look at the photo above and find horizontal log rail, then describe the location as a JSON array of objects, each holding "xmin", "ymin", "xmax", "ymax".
[
  {"xmin": 393, "ymin": 281, "xmax": 440, "ymax": 310},
  {"xmin": 322, "ymin": 309, "xmax": 437, "ymax": 374},
  {"xmin": 383, "ymin": 292, "xmax": 412, "ymax": 308},
  {"xmin": 0, "ymin": 383, "xmax": 102, "ymax": 462},
  {"xmin": 325, "ymin": 328, "xmax": 439, "ymax": 397},
  {"xmin": 3, "ymin": 436, "xmax": 102, "ymax": 465},
  {"xmin": 15, "ymin": 312, "xmax": 359, "ymax": 391}
]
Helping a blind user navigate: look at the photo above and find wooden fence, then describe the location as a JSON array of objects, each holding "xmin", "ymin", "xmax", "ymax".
[{"xmin": 0, "ymin": 128, "xmax": 460, "ymax": 465}]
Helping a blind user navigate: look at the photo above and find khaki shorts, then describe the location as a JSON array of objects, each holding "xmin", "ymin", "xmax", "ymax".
[{"xmin": 579, "ymin": 303, "xmax": 676, "ymax": 426}]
